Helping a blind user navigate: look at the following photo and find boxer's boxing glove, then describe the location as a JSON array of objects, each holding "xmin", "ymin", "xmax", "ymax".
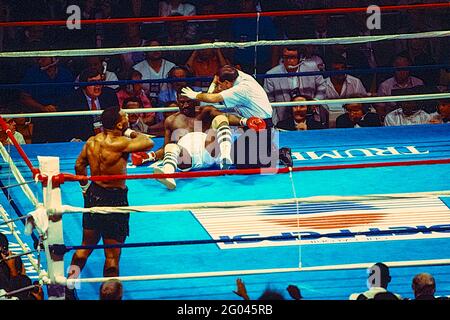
[
  {"xmin": 131, "ymin": 151, "xmax": 156, "ymax": 166},
  {"xmin": 240, "ymin": 117, "xmax": 266, "ymax": 131}
]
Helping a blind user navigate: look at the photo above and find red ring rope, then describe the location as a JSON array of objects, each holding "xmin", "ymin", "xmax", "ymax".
[
  {"xmin": 50, "ymin": 158, "xmax": 450, "ymax": 185},
  {"xmin": 0, "ymin": 117, "xmax": 40, "ymax": 178},
  {"xmin": 0, "ymin": 3, "xmax": 448, "ymax": 28}
]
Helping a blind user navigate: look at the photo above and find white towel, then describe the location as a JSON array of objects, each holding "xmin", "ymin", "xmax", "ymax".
[{"xmin": 25, "ymin": 206, "xmax": 48, "ymax": 236}]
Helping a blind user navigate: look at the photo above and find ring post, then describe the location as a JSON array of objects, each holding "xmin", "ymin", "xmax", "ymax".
[{"xmin": 38, "ymin": 156, "xmax": 66, "ymax": 299}]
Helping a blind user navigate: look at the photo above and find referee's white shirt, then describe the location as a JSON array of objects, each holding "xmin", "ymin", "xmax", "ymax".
[{"xmin": 219, "ymin": 70, "xmax": 273, "ymax": 119}]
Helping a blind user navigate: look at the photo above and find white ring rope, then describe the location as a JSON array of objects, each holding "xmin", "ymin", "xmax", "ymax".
[
  {"xmin": 0, "ymin": 30, "xmax": 448, "ymax": 58},
  {"xmin": 60, "ymin": 258, "xmax": 450, "ymax": 285},
  {"xmin": 57, "ymin": 190, "xmax": 450, "ymax": 215},
  {"xmin": 0, "ymin": 143, "xmax": 40, "ymax": 207},
  {"xmin": 0, "ymin": 206, "xmax": 44, "ymax": 278},
  {"xmin": 1, "ymin": 93, "xmax": 449, "ymax": 119}
]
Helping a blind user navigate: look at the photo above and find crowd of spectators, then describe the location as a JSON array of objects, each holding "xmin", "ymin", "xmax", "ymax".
[
  {"xmin": 233, "ymin": 262, "xmax": 450, "ymax": 300},
  {"xmin": 0, "ymin": 0, "xmax": 448, "ymax": 144}
]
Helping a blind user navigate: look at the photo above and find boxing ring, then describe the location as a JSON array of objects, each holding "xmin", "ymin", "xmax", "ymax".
[
  {"xmin": 0, "ymin": 1, "xmax": 450, "ymax": 300},
  {"xmin": 1, "ymin": 123, "xmax": 450, "ymax": 300}
]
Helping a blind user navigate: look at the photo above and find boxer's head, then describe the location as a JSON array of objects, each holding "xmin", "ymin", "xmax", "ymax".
[
  {"xmin": 216, "ymin": 65, "xmax": 239, "ymax": 92},
  {"xmin": 177, "ymin": 94, "xmax": 197, "ymax": 117},
  {"xmin": 101, "ymin": 106, "xmax": 129, "ymax": 134}
]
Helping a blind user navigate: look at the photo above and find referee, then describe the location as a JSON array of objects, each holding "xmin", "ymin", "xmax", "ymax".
[{"xmin": 181, "ymin": 65, "xmax": 274, "ymax": 127}]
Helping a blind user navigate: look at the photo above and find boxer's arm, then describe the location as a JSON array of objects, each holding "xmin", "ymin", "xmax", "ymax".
[
  {"xmin": 75, "ymin": 142, "xmax": 89, "ymax": 188},
  {"xmin": 199, "ymin": 106, "xmax": 242, "ymax": 126},
  {"xmin": 123, "ymin": 132, "xmax": 154, "ymax": 153},
  {"xmin": 196, "ymin": 93, "xmax": 224, "ymax": 103}
]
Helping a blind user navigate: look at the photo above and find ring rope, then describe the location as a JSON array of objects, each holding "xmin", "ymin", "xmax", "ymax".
[
  {"xmin": 47, "ymin": 158, "xmax": 450, "ymax": 186},
  {"xmin": 0, "ymin": 214, "xmax": 30, "ymax": 226},
  {"xmin": 1, "ymin": 2, "xmax": 448, "ymax": 28},
  {"xmin": 0, "ymin": 206, "xmax": 42, "ymax": 277},
  {"xmin": 57, "ymin": 190, "xmax": 450, "ymax": 215},
  {"xmin": 1, "ymin": 30, "xmax": 449, "ymax": 58},
  {"xmin": 0, "ymin": 284, "xmax": 40, "ymax": 299},
  {"xmin": 60, "ymin": 258, "xmax": 450, "ymax": 285},
  {"xmin": 1, "ymin": 64, "xmax": 448, "ymax": 90},
  {"xmin": 0, "ymin": 250, "xmax": 39, "ymax": 262},
  {"xmin": 0, "ymin": 180, "xmax": 38, "ymax": 190},
  {"xmin": 0, "ymin": 144, "xmax": 39, "ymax": 207},
  {"xmin": 2, "ymin": 93, "xmax": 449, "ymax": 119},
  {"xmin": 285, "ymin": 168, "xmax": 303, "ymax": 268}
]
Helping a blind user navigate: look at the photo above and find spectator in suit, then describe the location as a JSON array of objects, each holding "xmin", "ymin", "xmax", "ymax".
[
  {"xmin": 62, "ymin": 68, "xmax": 119, "ymax": 141},
  {"xmin": 275, "ymin": 94, "xmax": 324, "ymax": 131},
  {"xmin": 76, "ymin": 56, "xmax": 119, "ymax": 90},
  {"xmin": 264, "ymin": 46, "xmax": 326, "ymax": 125},
  {"xmin": 336, "ymin": 102, "xmax": 382, "ymax": 128},
  {"xmin": 349, "ymin": 262, "xmax": 402, "ymax": 300}
]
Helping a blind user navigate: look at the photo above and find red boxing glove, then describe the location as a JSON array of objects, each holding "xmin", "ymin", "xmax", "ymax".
[
  {"xmin": 131, "ymin": 151, "xmax": 156, "ymax": 166},
  {"xmin": 246, "ymin": 117, "xmax": 266, "ymax": 131}
]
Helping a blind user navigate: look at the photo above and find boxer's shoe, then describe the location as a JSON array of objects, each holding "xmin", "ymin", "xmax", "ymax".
[
  {"xmin": 220, "ymin": 156, "xmax": 233, "ymax": 170},
  {"xmin": 154, "ymin": 167, "xmax": 176, "ymax": 190}
]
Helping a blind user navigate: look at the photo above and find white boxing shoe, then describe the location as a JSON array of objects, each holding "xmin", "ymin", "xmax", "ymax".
[
  {"xmin": 220, "ymin": 156, "xmax": 233, "ymax": 170},
  {"xmin": 154, "ymin": 167, "xmax": 176, "ymax": 190}
]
